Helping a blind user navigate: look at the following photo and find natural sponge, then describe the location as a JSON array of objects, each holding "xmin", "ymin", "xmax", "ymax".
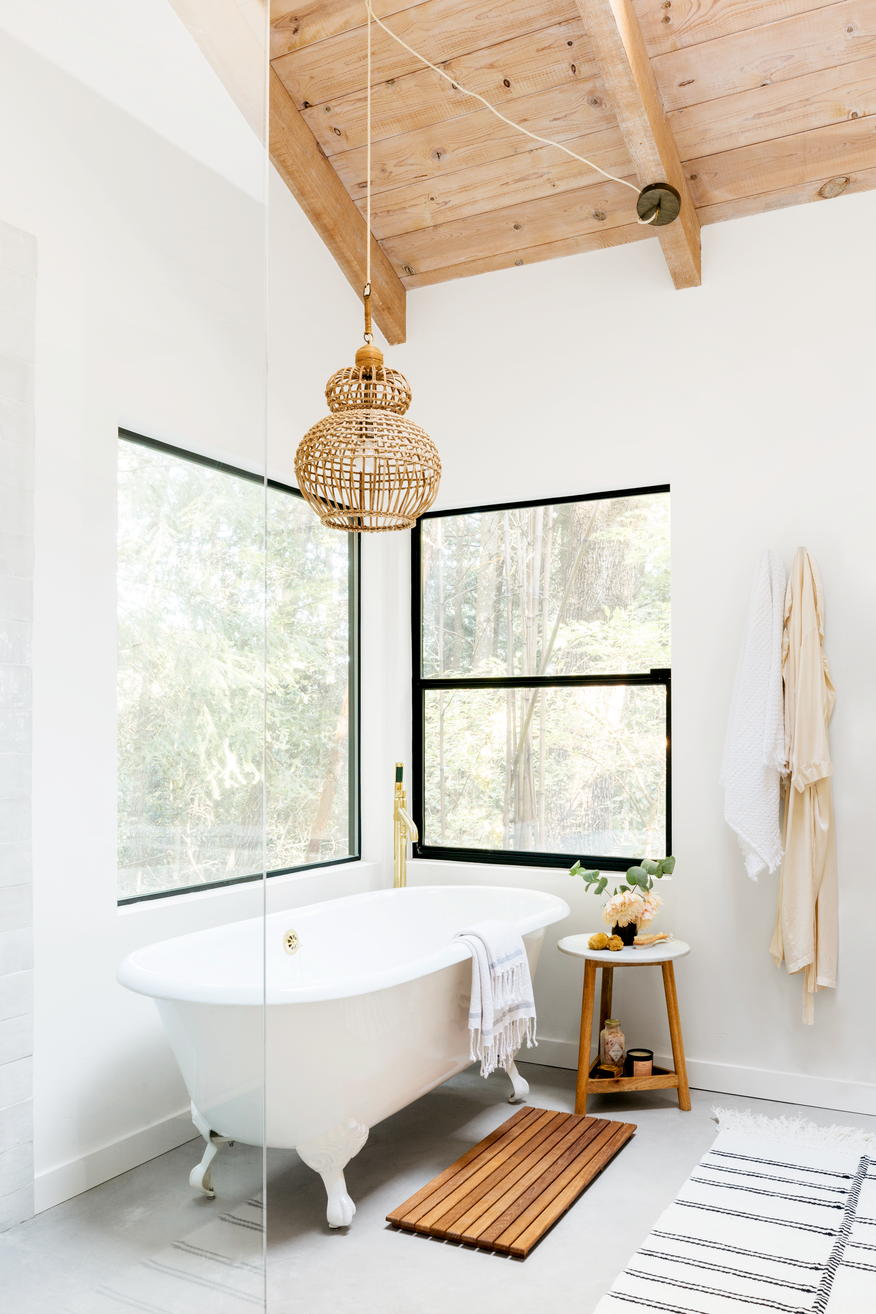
[
  {"xmin": 607, "ymin": 935, "xmax": 624, "ymax": 952},
  {"xmin": 588, "ymin": 932, "xmax": 610, "ymax": 950}
]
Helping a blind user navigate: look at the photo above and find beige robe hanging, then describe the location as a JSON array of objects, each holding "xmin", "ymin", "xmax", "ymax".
[{"xmin": 770, "ymin": 548, "xmax": 837, "ymax": 1024}]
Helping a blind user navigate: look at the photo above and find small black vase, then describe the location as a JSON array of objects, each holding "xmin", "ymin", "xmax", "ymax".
[{"xmin": 612, "ymin": 922, "xmax": 637, "ymax": 947}]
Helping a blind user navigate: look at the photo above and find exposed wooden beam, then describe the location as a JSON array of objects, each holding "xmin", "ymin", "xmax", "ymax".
[
  {"xmin": 576, "ymin": 0, "xmax": 701, "ymax": 288},
  {"xmin": 269, "ymin": 70, "xmax": 407, "ymax": 343}
]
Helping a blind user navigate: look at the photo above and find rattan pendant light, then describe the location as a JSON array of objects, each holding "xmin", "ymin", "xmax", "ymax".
[
  {"xmin": 294, "ymin": 8, "xmax": 441, "ymax": 533},
  {"xmin": 294, "ymin": 293, "xmax": 441, "ymax": 532}
]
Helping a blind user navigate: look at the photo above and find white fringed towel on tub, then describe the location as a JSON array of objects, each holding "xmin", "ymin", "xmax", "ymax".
[{"xmin": 455, "ymin": 919, "xmax": 537, "ymax": 1078}]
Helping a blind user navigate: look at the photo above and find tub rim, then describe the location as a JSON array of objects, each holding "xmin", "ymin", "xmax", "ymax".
[{"xmin": 116, "ymin": 884, "xmax": 570, "ymax": 1006}]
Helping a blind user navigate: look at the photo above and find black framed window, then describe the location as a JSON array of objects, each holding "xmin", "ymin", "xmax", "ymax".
[
  {"xmin": 412, "ymin": 486, "xmax": 670, "ymax": 871},
  {"xmin": 117, "ymin": 430, "xmax": 359, "ymax": 903}
]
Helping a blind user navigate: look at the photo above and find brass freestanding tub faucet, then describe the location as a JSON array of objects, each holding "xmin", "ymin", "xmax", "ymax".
[{"xmin": 393, "ymin": 762, "xmax": 418, "ymax": 888}]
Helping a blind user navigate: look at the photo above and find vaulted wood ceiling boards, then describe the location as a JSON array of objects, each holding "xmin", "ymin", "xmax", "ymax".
[{"xmin": 176, "ymin": 2, "xmax": 876, "ymax": 342}]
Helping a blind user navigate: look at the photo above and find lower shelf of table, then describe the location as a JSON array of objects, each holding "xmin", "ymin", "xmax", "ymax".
[{"xmin": 584, "ymin": 1059, "xmax": 679, "ymax": 1094}]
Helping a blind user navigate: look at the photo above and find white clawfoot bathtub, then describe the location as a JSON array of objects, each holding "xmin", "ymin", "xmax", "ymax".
[{"xmin": 117, "ymin": 884, "xmax": 569, "ymax": 1227}]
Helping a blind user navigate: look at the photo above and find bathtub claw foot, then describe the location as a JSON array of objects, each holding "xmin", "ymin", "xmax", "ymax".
[
  {"xmin": 323, "ymin": 1168, "xmax": 357, "ymax": 1228},
  {"xmin": 190, "ymin": 1103, "xmax": 230, "ymax": 1198},
  {"xmin": 505, "ymin": 1058, "xmax": 529, "ymax": 1103},
  {"xmin": 296, "ymin": 1117, "xmax": 369, "ymax": 1230}
]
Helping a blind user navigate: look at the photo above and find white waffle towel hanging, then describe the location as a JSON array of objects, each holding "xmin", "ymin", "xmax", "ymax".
[
  {"xmin": 454, "ymin": 919, "xmax": 537, "ymax": 1077},
  {"xmin": 720, "ymin": 548, "xmax": 786, "ymax": 879}
]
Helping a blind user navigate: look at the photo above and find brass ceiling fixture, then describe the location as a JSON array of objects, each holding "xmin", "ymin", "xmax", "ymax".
[{"xmin": 294, "ymin": 7, "xmax": 441, "ymax": 533}]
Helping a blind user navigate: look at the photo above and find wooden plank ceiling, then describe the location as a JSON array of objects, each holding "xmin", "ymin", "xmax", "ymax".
[{"xmin": 268, "ymin": 0, "xmax": 876, "ymax": 339}]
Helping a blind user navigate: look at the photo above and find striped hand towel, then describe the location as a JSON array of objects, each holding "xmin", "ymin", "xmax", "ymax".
[{"xmin": 455, "ymin": 919, "xmax": 537, "ymax": 1078}]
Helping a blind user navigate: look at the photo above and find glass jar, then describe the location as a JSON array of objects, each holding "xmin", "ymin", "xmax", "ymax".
[{"xmin": 599, "ymin": 1018, "xmax": 625, "ymax": 1067}]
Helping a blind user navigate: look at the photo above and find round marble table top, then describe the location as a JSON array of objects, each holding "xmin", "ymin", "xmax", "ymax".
[{"xmin": 557, "ymin": 934, "xmax": 690, "ymax": 965}]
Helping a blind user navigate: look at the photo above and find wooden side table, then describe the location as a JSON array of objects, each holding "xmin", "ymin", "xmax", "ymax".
[{"xmin": 558, "ymin": 935, "xmax": 692, "ymax": 1116}]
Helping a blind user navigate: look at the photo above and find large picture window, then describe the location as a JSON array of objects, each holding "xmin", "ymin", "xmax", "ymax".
[
  {"xmin": 412, "ymin": 486, "xmax": 669, "ymax": 870},
  {"xmin": 117, "ymin": 432, "xmax": 358, "ymax": 903}
]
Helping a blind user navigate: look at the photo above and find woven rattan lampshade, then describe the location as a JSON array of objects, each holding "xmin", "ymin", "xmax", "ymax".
[{"xmin": 295, "ymin": 337, "xmax": 441, "ymax": 533}]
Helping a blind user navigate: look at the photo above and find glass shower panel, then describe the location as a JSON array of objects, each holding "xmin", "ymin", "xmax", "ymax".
[{"xmin": 0, "ymin": 4, "xmax": 269, "ymax": 1311}]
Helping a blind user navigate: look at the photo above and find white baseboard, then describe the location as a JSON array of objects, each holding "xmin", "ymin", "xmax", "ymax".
[
  {"xmin": 32, "ymin": 1045, "xmax": 876, "ymax": 1217},
  {"xmin": 34, "ymin": 1109, "xmax": 199, "ymax": 1213},
  {"xmin": 530, "ymin": 1037, "xmax": 876, "ymax": 1117}
]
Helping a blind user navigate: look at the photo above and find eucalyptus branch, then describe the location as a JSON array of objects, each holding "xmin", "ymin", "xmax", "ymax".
[{"xmin": 569, "ymin": 854, "xmax": 676, "ymax": 901}]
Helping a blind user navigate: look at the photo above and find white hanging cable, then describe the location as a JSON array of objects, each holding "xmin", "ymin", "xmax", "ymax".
[
  {"xmin": 363, "ymin": 0, "xmax": 659, "ymax": 224},
  {"xmin": 363, "ymin": 4, "xmax": 373, "ymax": 337},
  {"xmin": 366, "ymin": 4, "xmax": 372, "ymax": 292}
]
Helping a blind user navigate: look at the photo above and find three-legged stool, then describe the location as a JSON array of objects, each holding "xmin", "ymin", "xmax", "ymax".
[{"xmin": 558, "ymin": 935, "xmax": 692, "ymax": 1116}]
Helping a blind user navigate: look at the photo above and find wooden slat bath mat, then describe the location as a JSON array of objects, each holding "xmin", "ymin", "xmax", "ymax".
[{"xmin": 386, "ymin": 1105, "xmax": 635, "ymax": 1258}]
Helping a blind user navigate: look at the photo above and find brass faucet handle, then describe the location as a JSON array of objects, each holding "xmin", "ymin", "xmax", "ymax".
[{"xmin": 396, "ymin": 806, "xmax": 418, "ymax": 843}]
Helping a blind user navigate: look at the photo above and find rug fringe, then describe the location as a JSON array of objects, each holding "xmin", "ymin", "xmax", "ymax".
[{"xmin": 713, "ymin": 1105, "xmax": 876, "ymax": 1151}]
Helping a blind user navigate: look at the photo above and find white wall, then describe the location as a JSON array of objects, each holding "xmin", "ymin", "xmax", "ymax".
[
  {"xmin": 0, "ymin": 0, "xmax": 264, "ymax": 198},
  {"xmin": 0, "ymin": 219, "xmax": 36, "ymax": 1231}
]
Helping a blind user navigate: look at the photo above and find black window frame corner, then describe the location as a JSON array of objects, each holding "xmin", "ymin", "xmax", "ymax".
[
  {"xmin": 116, "ymin": 427, "xmax": 361, "ymax": 906},
  {"xmin": 410, "ymin": 485, "xmax": 671, "ymax": 874}
]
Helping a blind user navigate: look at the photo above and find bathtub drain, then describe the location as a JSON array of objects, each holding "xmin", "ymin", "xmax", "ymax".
[{"xmin": 283, "ymin": 929, "xmax": 300, "ymax": 955}]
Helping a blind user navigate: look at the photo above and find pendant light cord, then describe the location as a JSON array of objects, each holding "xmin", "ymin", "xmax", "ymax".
[
  {"xmin": 363, "ymin": 2, "xmax": 373, "ymax": 342},
  {"xmin": 363, "ymin": 0, "xmax": 658, "ymax": 225}
]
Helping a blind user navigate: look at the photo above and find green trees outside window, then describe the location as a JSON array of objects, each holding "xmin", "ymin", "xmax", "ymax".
[
  {"xmin": 117, "ymin": 434, "xmax": 357, "ymax": 902},
  {"xmin": 414, "ymin": 488, "xmax": 670, "ymax": 869}
]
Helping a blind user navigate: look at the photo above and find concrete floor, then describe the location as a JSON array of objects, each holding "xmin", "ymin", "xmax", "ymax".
[{"xmin": 5, "ymin": 1063, "xmax": 876, "ymax": 1314}]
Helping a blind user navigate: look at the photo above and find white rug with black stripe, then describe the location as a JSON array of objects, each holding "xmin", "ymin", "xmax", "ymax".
[{"xmin": 596, "ymin": 1107, "xmax": 876, "ymax": 1314}]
